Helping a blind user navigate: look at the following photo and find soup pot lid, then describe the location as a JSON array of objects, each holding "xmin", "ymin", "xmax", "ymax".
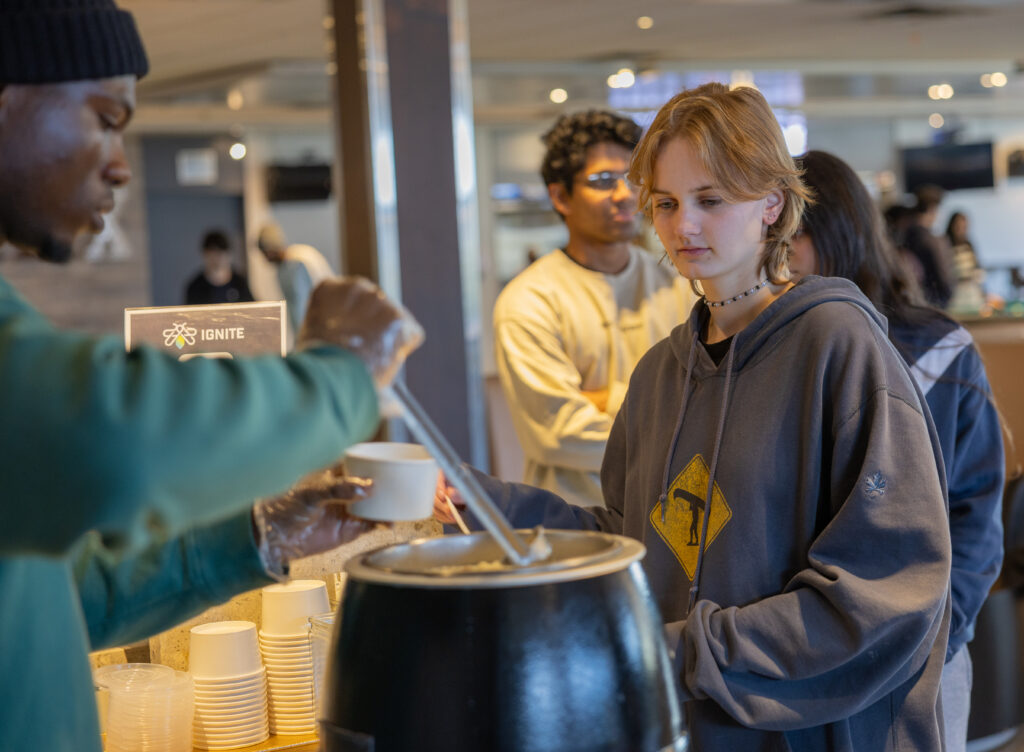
[{"xmin": 344, "ymin": 530, "xmax": 645, "ymax": 589}]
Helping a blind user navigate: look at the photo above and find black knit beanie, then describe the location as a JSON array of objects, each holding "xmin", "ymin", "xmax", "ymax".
[{"xmin": 0, "ymin": 0, "xmax": 149, "ymax": 84}]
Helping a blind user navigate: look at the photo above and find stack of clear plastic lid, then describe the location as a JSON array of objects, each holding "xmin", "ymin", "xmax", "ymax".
[
  {"xmin": 309, "ymin": 612, "xmax": 336, "ymax": 717},
  {"xmin": 188, "ymin": 621, "xmax": 269, "ymax": 750},
  {"xmin": 259, "ymin": 580, "xmax": 328, "ymax": 736},
  {"xmin": 95, "ymin": 663, "xmax": 193, "ymax": 752}
]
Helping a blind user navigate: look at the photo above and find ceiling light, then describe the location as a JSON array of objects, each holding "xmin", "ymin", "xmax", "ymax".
[
  {"xmin": 980, "ymin": 74, "xmax": 993, "ymax": 88},
  {"xmin": 549, "ymin": 88, "xmax": 568, "ymax": 104},
  {"xmin": 636, "ymin": 16, "xmax": 653, "ymax": 30},
  {"xmin": 226, "ymin": 89, "xmax": 244, "ymax": 111},
  {"xmin": 607, "ymin": 68, "xmax": 636, "ymax": 89},
  {"xmin": 229, "ymin": 142, "xmax": 247, "ymax": 160},
  {"xmin": 322, "ymin": 16, "xmax": 335, "ymax": 30},
  {"xmin": 937, "ymin": 83, "xmax": 954, "ymax": 99},
  {"xmin": 928, "ymin": 113, "xmax": 944, "ymax": 129},
  {"xmin": 991, "ymin": 71, "xmax": 1008, "ymax": 87},
  {"xmin": 928, "ymin": 85, "xmax": 940, "ymax": 100}
]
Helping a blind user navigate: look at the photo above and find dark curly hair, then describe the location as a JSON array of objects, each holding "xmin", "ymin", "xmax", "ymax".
[{"xmin": 540, "ymin": 110, "xmax": 641, "ymax": 199}]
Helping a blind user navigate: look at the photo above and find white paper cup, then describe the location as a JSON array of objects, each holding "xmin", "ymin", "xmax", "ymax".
[
  {"xmin": 343, "ymin": 442, "xmax": 438, "ymax": 521},
  {"xmin": 260, "ymin": 580, "xmax": 330, "ymax": 636},
  {"xmin": 189, "ymin": 621, "xmax": 261, "ymax": 679}
]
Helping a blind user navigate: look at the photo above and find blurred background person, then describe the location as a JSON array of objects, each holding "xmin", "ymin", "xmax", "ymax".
[
  {"xmin": 493, "ymin": 110, "xmax": 695, "ymax": 507},
  {"xmin": 184, "ymin": 228, "xmax": 253, "ymax": 305},
  {"xmin": 945, "ymin": 210, "xmax": 987, "ymax": 313},
  {"xmin": 789, "ymin": 149, "xmax": 1005, "ymax": 752},
  {"xmin": 257, "ymin": 222, "xmax": 334, "ymax": 340},
  {"xmin": 901, "ymin": 184, "xmax": 955, "ymax": 309}
]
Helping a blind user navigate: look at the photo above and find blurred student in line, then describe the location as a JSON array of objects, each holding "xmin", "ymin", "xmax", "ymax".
[
  {"xmin": 257, "ymin": 222, "xmax": 333, "ymax": 340},
  {"xmin": 902, "ymin": 185, "xmax": 955, "ymax": 308},
  {"xmin": 945, "ymin": 210, "xmax": 987, "ymax": 312}
]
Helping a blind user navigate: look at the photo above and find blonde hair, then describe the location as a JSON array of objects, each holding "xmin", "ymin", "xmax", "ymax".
[{"xmin": 629, "ymin": 82, "xmax": 811, "ymax": 286}]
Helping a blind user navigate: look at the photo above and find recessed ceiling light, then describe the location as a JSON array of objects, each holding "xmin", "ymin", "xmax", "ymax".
[
  {"xmin": 229, "ymin": 142, "xmax": 247, "ymax": 160},
  {"xmin": 607, "ymin": 68, "xmax": 635, "ymax": 89},
  {"xmin": 981, "ymin": 74, "xmax": 993, "ymax": 88},
  {"xmin": 991, "ymin": 71, "xmax": 1008, "ymax": 87},
  {"xmin": 226, "ymin": 89, "xmax": 244, "ymax": 111},
  {"xmin": 636, "ymin": 16, "xmax": 653, "ymax": 30},
  {"xmin": 549, "ymin": 88, "xmax": 568, "ymax": 104},
  {"xmin": 928, "ymin": 113, "xmax": 944, "ymax": 129}
]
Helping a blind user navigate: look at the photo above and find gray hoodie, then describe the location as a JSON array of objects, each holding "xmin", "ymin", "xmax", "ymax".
[{"xmin": 476, "ymin": 276, "xmax": 952, "ymax": 751}]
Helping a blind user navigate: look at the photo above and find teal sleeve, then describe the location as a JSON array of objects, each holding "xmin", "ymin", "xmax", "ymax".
[
  {"xmin": 72, "ymin": 512, "xmax": 272, "ymax": 650},
  {"xmin": 0, "ymin": 277, "xmax": 380, "ymax": 556}
]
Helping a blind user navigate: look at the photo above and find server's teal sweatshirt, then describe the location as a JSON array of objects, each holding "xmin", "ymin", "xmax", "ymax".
[{"xmin": 0, "ymin": 274, "xmax": 379, "ymax": 751}]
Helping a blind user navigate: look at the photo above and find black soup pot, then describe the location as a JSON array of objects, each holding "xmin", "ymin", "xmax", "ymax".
[{"xmin": 321, "ymin": 530, "xmax": 685, "ymax": 752}]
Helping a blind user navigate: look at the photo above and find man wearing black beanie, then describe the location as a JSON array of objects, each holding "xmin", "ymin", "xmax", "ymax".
[{"xmin": 0, "ymin": 2, "xmax": 421, "ymax": 750}]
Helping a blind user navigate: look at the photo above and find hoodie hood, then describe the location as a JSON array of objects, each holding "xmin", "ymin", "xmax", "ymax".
[{"xmin": 670, "ymin": 275, "xmax": 887, "ymax": 377}]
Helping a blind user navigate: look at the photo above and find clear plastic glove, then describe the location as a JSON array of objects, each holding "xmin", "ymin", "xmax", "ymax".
[
  {"xmin": 252, "ymin": 463, "xmax": 380, "ymax": 580},
  {"xmin": 298, "ymin": 276, "xmax": 424, "ymax": 393}
]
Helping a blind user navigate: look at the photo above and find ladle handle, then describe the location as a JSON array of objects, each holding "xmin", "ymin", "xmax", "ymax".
[{"xmin": 388, "ymin": 380, "xmax": 537, "ymax": 565}]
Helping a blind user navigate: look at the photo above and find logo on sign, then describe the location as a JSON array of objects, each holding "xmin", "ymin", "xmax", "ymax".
[{"xmin": 163, "ymin": 321, "xmax": 198, "ymax": 350}]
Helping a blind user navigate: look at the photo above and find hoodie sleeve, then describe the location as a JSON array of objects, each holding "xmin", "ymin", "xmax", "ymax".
[
  {"xmin": 671, "ymin": 376, "xmax": 951, "ymax": 729},
  {"xmin": 452, "ymin": 466, "xmax": 609, "ymax": 533},
  {"xmin": 943, "ymin": 346, "xmax": 1004, "ymax": 660}
]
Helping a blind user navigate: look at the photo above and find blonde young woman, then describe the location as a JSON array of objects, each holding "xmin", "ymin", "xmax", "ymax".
[{"xmin": 438, "ymin": 84, "xmax": 951, "ymax": 750}]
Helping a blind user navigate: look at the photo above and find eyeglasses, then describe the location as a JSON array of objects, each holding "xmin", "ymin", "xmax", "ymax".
[{"xmin": 579, "ymin": 170, "xmax": 632, "ymax": 192}]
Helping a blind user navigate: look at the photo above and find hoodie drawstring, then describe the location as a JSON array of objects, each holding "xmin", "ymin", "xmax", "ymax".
[
  {"xmin": 686, "ymin": 338, "xmax": 736, "ymax": 616},
  {"xmin": 659, "ymin": 333, "xmax": 699, "ymax": 524}
]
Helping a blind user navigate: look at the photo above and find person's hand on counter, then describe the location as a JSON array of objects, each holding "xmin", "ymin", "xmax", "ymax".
[
  {"xmin": 298, "ymin": 276, "xmax": 424, "ymax": 392},
  {"xmin": 253, "ymin": 463, "xmax": 383, "ymax": 579},
  {"xmin": 432, "ymin": 471, "xmax": 466, "ymax": 526}
]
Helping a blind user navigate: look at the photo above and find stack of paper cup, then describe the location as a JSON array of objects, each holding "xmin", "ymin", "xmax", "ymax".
[
  {"xmin": 259, "ymin": 580, "xmax": 329, "ymax": 735},
  {"xmin": 309, "ymin": 612, "xmax": 336, "ymax": 717},
  {"xmin": 96, "ymin": 663, "xmax": 193, "ymax": 752},
  {"xmin": 188, "ymin": 621, "xmax": 269, "ymax": 750}
]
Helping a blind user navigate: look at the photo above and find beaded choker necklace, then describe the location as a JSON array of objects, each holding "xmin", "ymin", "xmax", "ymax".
[{"xmin": 704, "ymin": 279, "xmax": 770, "ymax": 308}]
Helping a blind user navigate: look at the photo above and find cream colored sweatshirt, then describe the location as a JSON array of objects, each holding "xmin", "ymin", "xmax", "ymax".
[{"xmin": 494, "ymin": 246, "xmax": 695, "ymax": 507}]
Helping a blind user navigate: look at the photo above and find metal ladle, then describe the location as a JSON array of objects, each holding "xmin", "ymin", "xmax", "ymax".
[{"xmin": 389, "ymin": 380, "xmax": 551, "ymax": 566}]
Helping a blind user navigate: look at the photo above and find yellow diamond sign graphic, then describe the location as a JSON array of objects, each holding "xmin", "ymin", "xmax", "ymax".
[
  {"xmin": 650, "ymin": 454, "xmax": 731, "ymax": 581},
  {"xmin": 175, "ymin": 335, "xmax": 185, "ymax": 349}
]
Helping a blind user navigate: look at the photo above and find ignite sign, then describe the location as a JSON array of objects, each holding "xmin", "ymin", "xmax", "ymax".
[{"xmin": 125, "ymin": 301, "xmax": 286, "ymax": 358}]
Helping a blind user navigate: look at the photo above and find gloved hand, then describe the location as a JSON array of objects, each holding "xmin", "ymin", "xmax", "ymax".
[
  {"xmin": 299, "ymin": 276, "xmax": 424, "ymax": 392},
  {"xmin": 252, "ymin": 463, "xmax": 380, "ymax": 579}
]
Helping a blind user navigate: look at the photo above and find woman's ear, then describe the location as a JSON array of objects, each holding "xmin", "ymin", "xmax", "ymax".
[{"xmin": 763, "ymin": 190, "xmax": 784, "ymax": 225}]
